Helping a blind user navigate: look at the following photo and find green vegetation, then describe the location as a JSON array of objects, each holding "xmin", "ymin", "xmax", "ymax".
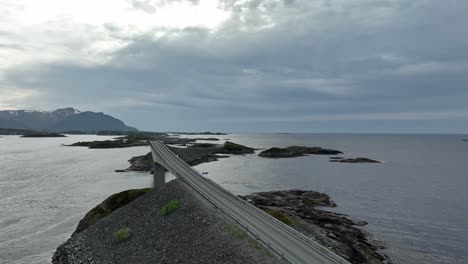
[
  {"xmin": 113, "ymin": 227, "xmax": 132, "ymax": 242},
  {"xmin": 225, "ymin": 224, "xmax": 249, "ymax": 240},
  {"xmin": 160, "ymin": 199, "xmax": 180, "ymax": 216},
  {"xmin": 263, "ymin": 209, "xmax": 296, "ymax": 226},
  {"xmin": 224, "ymin": 224, "xmax": 270, "ymax": 253}
]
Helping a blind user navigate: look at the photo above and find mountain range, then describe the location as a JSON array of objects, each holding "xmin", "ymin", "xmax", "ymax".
[{"xmin": 0, "ymin": 108, "xmax": 138, "ymax": 132}]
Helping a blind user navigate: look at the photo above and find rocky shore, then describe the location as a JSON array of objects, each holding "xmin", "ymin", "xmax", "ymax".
[
  {"xmin": 241, "ymin": 191, "xmax": 390, "ymax": 264},
  {"xmin": 66, "ymin": 131, "xmax": 226, "ymax": 149},
  {"xmin": 259, "ymin": 146, "xmax": 343, "ymax": 158},
  {"xmin": 330, "ymin": 157, "xmax": 381, "ymax": 163},
  {"xmin": 66, "ymin": 133, "xmax": 196, "ymax": 149},
  {"xmin": 119, "ymin": 141, "xmax": 254, "ymax": 172},
  {"xmin": 53, "ymin": 137, "xmax": 388, "ymax": 263},
  {"xmin": 53, "ymin": 181, "xmax": 390, "ymax": 264},
  {"xmin": 20, "ymin": 132, "xmax": 67, "ymax": 137},
  {"xmin": 52, "ymin": 180, "xmax": 283, "ymax": 264}
]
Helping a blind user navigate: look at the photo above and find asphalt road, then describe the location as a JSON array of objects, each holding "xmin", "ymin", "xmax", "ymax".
[{"xmin": 150, "ymin": 141, "xmax": 351, "ymax": 264}]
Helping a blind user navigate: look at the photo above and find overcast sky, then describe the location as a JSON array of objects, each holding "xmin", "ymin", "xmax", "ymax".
[{"xmin": 1, "ymin": 0, "xmax": 468, "ymax": 133}]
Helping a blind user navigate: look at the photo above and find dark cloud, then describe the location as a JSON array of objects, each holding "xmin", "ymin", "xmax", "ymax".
[{"xmin": 3, "ymin": 0, "xmax": 468, "ymax": 132}]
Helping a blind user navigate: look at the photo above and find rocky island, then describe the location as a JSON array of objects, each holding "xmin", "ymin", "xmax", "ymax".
[
  {"xmin": 67, "ymin": 133, "xmax": 223, "ymax": 149},
  {"xmin": 121, "ymin": 141, "xmax": 254, "ymax": 172},
  {"xmin": 330, "ymin": 157, "xmax": 381, "ymax": 163},
  {"xmin": 259, "ymin": 146, "xmax": 343, "ymax": 158},
  {"xmin": 21, "ymin": 132, "xmax": 67, "ymax": 137}
]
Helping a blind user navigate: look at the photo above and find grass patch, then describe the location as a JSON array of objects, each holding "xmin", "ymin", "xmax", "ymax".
[
  {"xmin": 224, "ymin": 224, "xmax": 272, "ymax": 254},
  {"xmin": 226, "ymin": 224, "xmax": 249, "ymax": 240},
  {"xmin": 113, "ymin": 227, "xmax": 132, "ymax": 242},
  {"xmin": 160, "ymin": 199, "xmax": 180, "ymax": 216},
  {"xmin": 263, "ymin": 209, "xmax": 296, "ymax": 226}
]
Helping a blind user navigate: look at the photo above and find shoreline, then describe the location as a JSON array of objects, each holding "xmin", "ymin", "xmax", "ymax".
[{"xmin": 52, "ymin": 141, "xmax": 390, "ymax": 263}]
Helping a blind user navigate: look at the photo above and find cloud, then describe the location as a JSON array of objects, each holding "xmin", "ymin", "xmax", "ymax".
[{"xmin": 1, "ymin": 0, "xmax": 468, "ymax": 132}]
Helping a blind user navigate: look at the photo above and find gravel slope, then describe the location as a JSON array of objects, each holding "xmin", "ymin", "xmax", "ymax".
[{"xmin": 53, "ymin": 180, "xmax": 285, "ymax": 264}]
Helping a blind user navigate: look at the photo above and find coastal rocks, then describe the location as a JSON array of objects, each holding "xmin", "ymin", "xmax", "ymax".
[
  {"xmin": 240, "ymin": 190, "xmax": 389, "ymax": 264},
  {"xmin": 259, "ymin": 146, "xmax": 343, "ymax": 158},
  {"xmin": 52, "ymin": 236, "xmax": 93, "ymax": 264},
  {"xmin": 127, "ymin": 152, "xmax": 153, "ymax": 171},
  {"xmin": 187, "ymin": 143, "xmax": 219, "ymax": 148},
  {"xmin": 66, "ymin": 133, "xmax": 196, "ymax": 149},
  {"xmin": 21, "ymin": 133, "xmax": 66, "ymax": 137},
  {"xmin": 67, "ymin": 139, "xmax": 148, "ymax": 148},
  {"xmin": 219, "ymin": 141, "xmax": 255, "ymax": 155},
  {"xmin": 126, "ymin": 142, "xmax": 254, "ymax": 171},
  {"xmin": 330, "ymin": 157, "xmax": 381, "ymax": 163},
  {"xmin": 73, "ymin": 188, "xmax": 152, "ymax": 236},
  {"xmin": 169, "ymin": 142, "xmax": 253, "ymax": 165},
  {"xmin": 52, "ymin": 180, "xmax": 283, "ymax": 264},
  {"xmin": 192, "ymin": 138, "xmax": 220, "ymax": 141}
]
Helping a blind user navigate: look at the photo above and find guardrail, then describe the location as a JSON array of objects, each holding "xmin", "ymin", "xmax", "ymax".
[{"xmin": 150, "ymin": 141, "xmax": 351, "ymax": 264}]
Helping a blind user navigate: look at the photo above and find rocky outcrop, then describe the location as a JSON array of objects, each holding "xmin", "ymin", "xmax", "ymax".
[
  {"xmin": 330, "ymin": 157, "xmax": 381, "ymax": 163},
  {"xmin": 127, "ymin": 152, "xmax": 153, "ymax": 171},
  {"xmin": 219, "ymin": 141, "xmax": 255, "ymax": 154},
  {"xmin": 192, "ymin": 138, "xmax": 220, "ymax": 141},
  {"xmin": 68, "ymin": 140, "xmax": 148, "ymax": 148},
  {"xmin": 67, "ymin": 133, "xmax": 197, "ymax": 149},
  {"xmin": 124, "ymin": 142, "xmax": 254, "ymax": 172},
  {"xmin": 21, "ymin": 133, "xmax": 66, "ymax": 137},
  {"xmin": 259, "ymin": 146, "xmax": 343, "ymax": 158},
  {"xmin": 73, "ymin": 188, "xmax": 152, "ymax": 236},
  {"xmin": 52, "ymin": 180, "xmax": 284, "ymax": 264},
  {"xmin": 240, "ymin": 190, "xmax": 390, "ymax": 264}
]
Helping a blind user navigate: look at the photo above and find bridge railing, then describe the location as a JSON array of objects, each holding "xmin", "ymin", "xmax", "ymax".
[{"xmin": 150, "ymin": 141, "xmax": 351, "ymax": 264}]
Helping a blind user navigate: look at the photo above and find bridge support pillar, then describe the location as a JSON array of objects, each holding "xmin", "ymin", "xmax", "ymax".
[{"xmin": 153, "ymin": 162, "xmax": 165, "ymax": 190}]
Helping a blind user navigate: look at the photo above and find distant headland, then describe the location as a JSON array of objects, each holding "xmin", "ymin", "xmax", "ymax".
[{"xmin": 0, "ymin": 107, "xmax": 137, "ymax": 132}]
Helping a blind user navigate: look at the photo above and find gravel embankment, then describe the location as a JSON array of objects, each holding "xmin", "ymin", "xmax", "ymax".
[{"xmin": 53, "ymin": 180, "xmax": 285, "ymax": 264}]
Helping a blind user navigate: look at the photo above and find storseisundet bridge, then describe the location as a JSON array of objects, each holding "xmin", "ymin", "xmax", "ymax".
[{"xmin": 150, "ymin": 141, "xmax": 351, "ymax": 264}]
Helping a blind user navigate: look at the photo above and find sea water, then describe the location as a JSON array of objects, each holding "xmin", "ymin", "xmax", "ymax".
[{"xmin": 1, "ymin": 134, "xmax": 467, "ymax": 263}]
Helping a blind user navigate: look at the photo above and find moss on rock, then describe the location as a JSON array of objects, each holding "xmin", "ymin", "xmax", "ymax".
[{"xmin": 73, "ymin": 188, "xmax": 152, "ymax": 236}]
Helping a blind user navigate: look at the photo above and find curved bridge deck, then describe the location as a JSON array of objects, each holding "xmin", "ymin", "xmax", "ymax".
[{"xmin": 150, "ymin": 141, "xmax": 350, "ymax": 264}]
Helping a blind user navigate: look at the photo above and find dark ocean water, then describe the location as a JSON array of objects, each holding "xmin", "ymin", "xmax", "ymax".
[
  {"xmin": 192, "ymin": 134, "xmax": 468, "ymax": 264},
  {"xmin": 1, "ymin": 134, "xmax": 467, "ymax": 263}
]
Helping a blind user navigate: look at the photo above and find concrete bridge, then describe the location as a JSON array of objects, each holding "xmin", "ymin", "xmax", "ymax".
[{"xmin": 150, "ymin": 141, "xmax": 351, "ymax": 264}]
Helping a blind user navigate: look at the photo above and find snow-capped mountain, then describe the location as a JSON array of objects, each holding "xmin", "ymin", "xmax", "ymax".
[{"xmin": 0, "ymin": 107, "xmax": 138, "ymax": 132}]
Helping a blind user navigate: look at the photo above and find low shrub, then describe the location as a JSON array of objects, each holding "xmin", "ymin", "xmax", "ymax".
[
  {"xmin": 160, "ymin": 199, "xmax": 180, "ymax": 216},
  {"xmin": 113, "ymin": 227, "xmax": 132, "ymax": 242}
]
